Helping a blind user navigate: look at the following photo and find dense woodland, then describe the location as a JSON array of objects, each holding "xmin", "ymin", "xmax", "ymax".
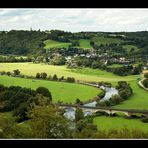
[{"xmin": 0, "ymin": 30, "xmax": 148, "ymax": 55}]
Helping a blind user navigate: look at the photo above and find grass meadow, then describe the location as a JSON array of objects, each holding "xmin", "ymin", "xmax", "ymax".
[{"xmin": 0, "ymin": 75, "xmax": 100, "ymax": 103}]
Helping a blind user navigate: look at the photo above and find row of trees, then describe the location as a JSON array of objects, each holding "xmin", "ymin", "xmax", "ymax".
[{"xmin": 36, "ymin": 73, "xmax": 75, "ymax": 83}]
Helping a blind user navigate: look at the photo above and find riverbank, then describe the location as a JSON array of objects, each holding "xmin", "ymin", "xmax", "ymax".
[{"xmin": 138, "ymin": 78, "xmax": 148, "ymax": 91}]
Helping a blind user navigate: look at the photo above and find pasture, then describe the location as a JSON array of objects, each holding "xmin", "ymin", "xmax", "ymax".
[
  {"xmin": 113, "ymin": 81, "xmax": 148, "ymax": 110},
  {"xmin": 0, "ymin": 62, "xmax": 147, "ymax": 109},
  {"xmin": 78, "ymin": 39, "xmax": 92, "ymax": 49},
  {"xmin": 0, "ymin": 75, "xmax": 100, "ymax": 103},
  {"xmin": 0, "ymin": 62, "xmax": 137, "ymax": 83},
  {"xmin": 44, "ymin": 39, "xmax": 71, "ymax": 49},
  {"xmin": 92, "ymin": 36, "xmax": 124, "ymax": 46},
  {"xmin": 93, "ymin": 116, "xmax": 148, "ymax": 132}
]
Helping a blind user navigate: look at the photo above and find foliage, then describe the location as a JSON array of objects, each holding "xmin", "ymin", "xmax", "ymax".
[
  {"xmin": 142, "ymin": 78, "xmax": 148, "ymax": 88},
  {"xmin": 27, "ymin": 105, "xmax": 72, "ymax": 138},
  {"xmin": 0, "ymin": 30, "xmax": 47, "ymax": 55},
  {"xmin": 36, "ymin": 87, "xmax": 52, "ymax": 101},
  {"xmin": 144, "ymin": 73, "xmax": 148, "ymax": 78},
  {"xmin": 13, "ymin": 69, "xmax": 20, "ymax": 76},
  {"xmin": 75, "ymin": 107, "xmax": 84, "ymax": 122}
]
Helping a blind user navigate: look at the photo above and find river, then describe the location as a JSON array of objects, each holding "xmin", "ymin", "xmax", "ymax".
[{"xmin": 63, "ymin": 86, "xmax": 119, "ymax": 121}]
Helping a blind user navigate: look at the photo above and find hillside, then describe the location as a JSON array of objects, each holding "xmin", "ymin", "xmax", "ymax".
[{"xmin": 0, "ymin": 30, "xmax": 148, "ymax": 56}]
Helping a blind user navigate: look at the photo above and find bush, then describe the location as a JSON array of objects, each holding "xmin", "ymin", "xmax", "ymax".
[
  {"xmin": 40, "ymin": 72, "xmax": 47, "ymax": 79},
  {"xmin": 59, "ymin": 76, "xmax": 65, "ymax": 81},
  {"xmin": 0, "ymin": 71, "xmax": 6, "ymax": 75},
  {"xmin": 144, "ymin": 73, "xmax": 148, "ymax": 79},
  {"xmin": 110, "ymin": 95, "xmax": 122, "ymax": 105},
  {"xmin": 66, "ymin": 77, "xmax": 75, "ymax": 83},
  {"xmin": 13, "ymin": 69, "xmax": 20, "ymax": 76},
  {"xmin": 36, "ymin": 87, "xmax": 52, "ymax": 101},
  {"xmin": 36, "ymin": 73, "xmax": 40, "ymax": 79},
  {"xmin": 141, "ymin": 117, "xmax": 148, "ymax": 123},
  {"xmin": 143, "ymin": 78, "xmax": 148, "ymax": 88},
  {"xmin": 52, "ymin": 74, "xmax": 58, "ymax": 81},
  {"xmin": 98, "ymin": 90, "xmax": 105, "ymax": 99}
]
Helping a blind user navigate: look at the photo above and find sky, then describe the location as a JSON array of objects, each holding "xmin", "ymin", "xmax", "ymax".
[{"xmin": 0, "ymin": 8, "xmax": 148, "ymax": 32}]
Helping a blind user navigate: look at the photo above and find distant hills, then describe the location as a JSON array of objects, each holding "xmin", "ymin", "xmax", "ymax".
[{"xmin": 0, "ymin": 30, "xmax": 148, "ymax": 56}]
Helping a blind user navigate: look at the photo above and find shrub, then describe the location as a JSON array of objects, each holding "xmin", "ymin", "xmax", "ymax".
[
  {"xmin": 52, "ymin": 74, "xmax": 58, "ymax": 81},
  {"xmin": 36, "ymin": 87, "xmax": 52, "ymax": 101},
  {"xmin": 59, "ymin": 76, "xmax": 65, "ymax": 81},
  {"xmin": 143, "ymin": 78, "xmax": 148, "ymax": 88},
  {"xmin": 110, "ymin": 95, "xmax": 122, "ymax": 105},
  {"xmin": 141, "ymin": 117, "xmax": 148, "ymax": 123},
  {"xmin": 144, "ymin": 73, "xmax": 148, "ymax": 78},
  {"xmin": 36, "ymin": 73, "xmax": 40, "ymax": 79},
  {"xmin": 40, "ymin": 72, "xmax": 47, "ymax": 79},
  {"xmin": 98, "ymin": 90, "xmax": 105, "ymax": 99},
  {"xmin": 13, "ymin": 69, "xmax": 20, "ymax": 76},
  {"xmin": 66, "ymin": 77, "xmax": 75, "ymax": 83}
]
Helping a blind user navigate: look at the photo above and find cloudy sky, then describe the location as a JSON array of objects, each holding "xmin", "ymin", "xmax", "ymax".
[{"xmin": 0, "ymin": 8, "xmax": 148, "ymax": 32}]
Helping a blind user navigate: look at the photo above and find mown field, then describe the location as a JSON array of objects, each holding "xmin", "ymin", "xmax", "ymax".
[
  {"xmin": 0, "ymin": 75, "xmax": 100, "ymax": 103},
  {"xmin": 93, "ymin": 116, "xmax": 148, "ymax": 132},
  {"xmin": 0, "ymin": 62, "xmax": 137, "ymax": 83},
  {"xmin": 44, "ymin": 39, "xmax": 71, "ymax": 49}
]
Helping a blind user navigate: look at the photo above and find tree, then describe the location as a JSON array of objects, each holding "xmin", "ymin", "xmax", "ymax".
[
  {"xmin": 7, "ymin": 72, "xmax": 11, "ymax": 76},
  {"xmin": 13, "ymin": 69, "xmax": 20, "ymax": 76},
  {"xmin": 36, "ymin": 73, "xmax": 40, "ymax": 79},
  {"xmin": 144, "ymin": 73, "xmax": 148, "ymax": 79},
  {"xmin": 36, "ymin": 87, "xmax": 52, "ymax": 101},
  {"xmin": 66, "ymin": 77, "xmax": 75, "ymax": 83},
  {"xmin": 75, "ymin": 98, "xmax": 83, "ymax": 105},
  {"xmin": 75, "ymin": 107, "xmax": 84, "ymax": 122},
  {"xmin": 59, "ymin": 76, "xmax": 64, "ymax": 81},
  {"xmin": 27, "ymin": 105, "xmax": 71, "ymax": 138},
  {"xmin": 52, "ymin": 74, "xmax": 58, "ymax": 81},
  {"xmin": 40, "ymin": 72, "xmax": 47, "ymax": 79},
  {"xmin": 98, "ymin": 90, "xmax": 105, "ymax": 99},
  {"xmin": 119, "ymin": 89, "xmax": 131, "ymax": 100},
  {"xmin": 143, "ymin": 78, "xmax": 148, "ymax": 88},
  {"xmin": 51, "ymin": 56, "xmax": 66, "ymax": 65},
  {"xmin": 90, "ymin": 41, "xmax": 95, "ymax": 47},
  {"xmin": 110, "ymin": 95, "xmax": 122, "ymax": 105}
]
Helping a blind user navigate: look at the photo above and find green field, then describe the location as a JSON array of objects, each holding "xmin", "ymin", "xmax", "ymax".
[
  {"xmin": 44, "ymin": 39, "xmax": 71, "ymax": 49},
  {"xmin": 0, "ymin": 75, "xmax": 100, "ymax": 103},
  {"xmin": 0, "ymin": 62, "xmax": 137, "ymax": 83},
  {"xmin": 123, "ymin": 45, "xmax": 139, "ymax": 52},
  {"xmin": 0, "ymin": 62, "xmax": 147, "ymax": 109},
  {"xmin": 107, "ymin": 64, "xmax": 123, "ymax": 68},
  {"xmin": 93, "ymin": 116, "xmax": 148, "ymax": 132},
  {"xmin": 113, "ymin": 81, "xmax": 148, "ymax": 110},
  {"xmin": 78, "ymin": 39, "xmax": 92, "ymax": 49},
  {"xmin": 92, "ymin": 36, "xmax": 124, "ymax": 46}
]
